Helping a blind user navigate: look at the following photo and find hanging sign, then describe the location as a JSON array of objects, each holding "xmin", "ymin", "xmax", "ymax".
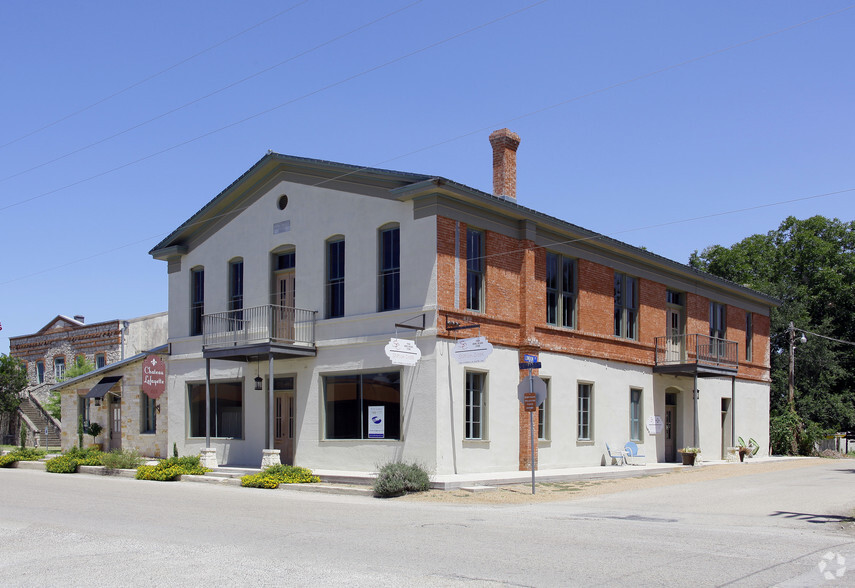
[
  {"xmin": 451, "ymin": 336, "xmax": 494, "ymax": 364},
  {"xmin": 141, "ymin": 354, "xmax": 166, "ymax": 399},
  {"xmin": 368, "ymin": 406, "xmax": 385, "ymax": 439},
  {"xmin": 385, "ymin": 338, "xmax": 421, "ymax": 366},
  {"xmin": 646, "ymin": 415, "xmax": 663, "ymax": 435}
]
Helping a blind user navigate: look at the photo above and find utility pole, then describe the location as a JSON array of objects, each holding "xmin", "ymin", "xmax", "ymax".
[{"xmin": 788, "ymin": 322, "xmax": 795, "ymax": 407}]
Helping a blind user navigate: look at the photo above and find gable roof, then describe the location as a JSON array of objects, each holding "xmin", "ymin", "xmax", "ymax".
[
  {"xmin": 149, "ymin": 152, "xmax": 432, "ymax": 259},
  {"xmin": 149, "ymin": 151, "xmax": 779, "ymax": 308}
]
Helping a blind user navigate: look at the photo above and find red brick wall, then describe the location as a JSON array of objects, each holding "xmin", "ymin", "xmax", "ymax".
[{"xmin": 434, "ymin": 214, "xmax": 772, "ymax": 468}]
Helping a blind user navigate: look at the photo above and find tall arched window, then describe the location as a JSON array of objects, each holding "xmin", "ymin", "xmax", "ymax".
[
  {"xmin": 378, "ymin": 224, "xmax": 400, "ymax": 312},
  {"xmin": 326, "ymin": 237, "xmax": 345, "ymax": 318}
]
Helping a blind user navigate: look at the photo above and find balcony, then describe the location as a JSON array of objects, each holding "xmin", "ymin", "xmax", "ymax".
[
  {"xmin": 202, "ymin": 305, "xmax": 317, "ymax": 362},
  {"xmin": 654, "ymin": 333, "xmax": 738, "ymax": 377}
]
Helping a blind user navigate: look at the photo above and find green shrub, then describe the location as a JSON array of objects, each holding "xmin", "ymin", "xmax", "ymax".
[
  {"xmin": 373, "ymin": 461, "xmax": 431, "ymax": 498},
  {"xmin": 241, "ymin": 464, "xmax": 320, "ymax": 488},
  {"xmin": 45, "ymin": 447, "xmax": 103, "ymax": 473},
  {"xmin": 101, "ymin": 449, "xmax": 143, "ymax": 470},
  {"xmin": 0, "ymin": 447, "xmax": 44, "ymax": 467},
  {"xmin": 135, "ymin": 455, "xmax": 210, "ymax": 481}
]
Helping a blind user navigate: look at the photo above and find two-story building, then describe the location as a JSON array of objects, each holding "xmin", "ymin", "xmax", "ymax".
[{"xmin": 150, "ymin": 129, "xmax": 776, "ymax": 472}]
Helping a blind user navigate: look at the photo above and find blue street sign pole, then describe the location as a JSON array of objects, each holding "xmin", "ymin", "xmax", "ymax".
[{"xmin": 529, "ymin": 363, "xmax": 535, "ymax": 495}]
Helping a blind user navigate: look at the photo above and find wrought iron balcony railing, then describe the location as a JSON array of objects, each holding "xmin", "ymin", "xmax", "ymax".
[
  {"xmin": 202, "ymin": 305, "xmax": 316, "ymax": 350},
  {"xmin": 654, "ymin": 333, "xmax": 738, "ymax": 370}
]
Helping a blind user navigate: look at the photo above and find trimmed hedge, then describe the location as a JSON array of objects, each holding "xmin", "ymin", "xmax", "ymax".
[
  {"xmin": 45, "ymin": 448, "xmax": 103, "ymax": 473},
  {"xmin": 0, "ymin": 448, "xmax": 45, "ymax": 467},
  {"xmin": 136, "ymin": 455, "xmax": 210, "ymax": 481},
  {"xmin": 241, "ymin": 464, "xmax": 320, "ymax": 488},
  {"xmin": 373, "ymin": 461, "xmax": 431, "ymax": 498}
]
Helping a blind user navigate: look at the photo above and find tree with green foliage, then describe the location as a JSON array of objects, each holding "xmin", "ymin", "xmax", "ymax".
[
  {"xmin": 0, "ymin": 354, "xmax": 28, "ymax": 443},
  {"xmin": 45, "ymin": 356, "xmax": 97, "ymax": 421},
  {"xmin": 690, "ymin": 216, "xmax": 855, "ymax": 453},
  {"xmin": 61, "ymin": 356, "xmax": 96, "ymax": 381}
]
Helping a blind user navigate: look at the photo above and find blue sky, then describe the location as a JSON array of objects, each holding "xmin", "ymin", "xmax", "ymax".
[{"xmin": 2, "ymin": 1, "xmax": 853, "ymax": 353}]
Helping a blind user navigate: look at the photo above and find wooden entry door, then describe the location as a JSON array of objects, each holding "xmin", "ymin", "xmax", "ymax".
[
  {"xmin": 666, "ymin": 308, "xmax": 683, "ymax": 362},
  {"xmin": 108, "ymin": 395, "xmax": 122, "ymax": 451},
  {"xmin": 274, "ymin": 391, "xmax": 294, "ymax": 465},
  {"xmin": 275, "ymin": 271, "xmax": 296, "ymax": 342},
  {"xmin": 664, "ymin": 404, "xmax": 677, "ymax": 462}
]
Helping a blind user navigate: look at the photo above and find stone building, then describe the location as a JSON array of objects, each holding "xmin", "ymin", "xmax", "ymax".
[
  {"xmin": 149, "ymin": 129, "xmax": 778, "ymax": 472},
  {"xmin": 7, "ymin": 312, "xmax": 167, "ymax": 446},
  {"xmin": 52, "ymin": 346, "xmax": 169, "ymax": 457}
]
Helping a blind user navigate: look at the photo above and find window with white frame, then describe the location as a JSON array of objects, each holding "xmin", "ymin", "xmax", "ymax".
[
  {"xmin": 36, "ymin": 360, "xmax": 45, "ymax": 384},
  {"xmin": 465, "ymin": 371, "xmax": 486, "ymax": 440},
  {"xmin": 323, "ymin": 372, "xmax": 400, "ymax": 440},
  {"xmin": 546, "ymin": 253, "xmax": 576, "ymax": 328},
  {"xmin": 54, "ymin": 356, "xmax": 65, "ymax": 381},
  {"xmin": 466, "ymin": 228, "xmax": 484, "ymax": 312},
  {"xmin": 614, "ymin": 273, "xmax": 638, "ymax": 339},
  {"xmin": 630, "ymin": 388, "xmax": 642, "ymax": 442},
  {"xmin": 538, "ymin": 378, "xmax": 550, "ymax": 441},
  {"xmin": 710, "ymin": 302, "xmax": 726, "ymax": 340},
  {"xmin": 95, "ymin": 353, "xmax": 106, "ymax": 369},
  {"xmin": 141, "ymin": 395, "xmax": 156, "ymax": 434},
  {"xmin": 326, "ymin": 237, "xmax": 345, "ymax": 319},
  {"xmin": 577, "ymin": 383, "xmax": 592, "ymax": 441},
  {"xmin": 378, "ymin": 225, "xmax": 400, "ymax": 312},
  {"xmin": 188, "ymin": 381, "xmax": 243, "ymax": 438}
]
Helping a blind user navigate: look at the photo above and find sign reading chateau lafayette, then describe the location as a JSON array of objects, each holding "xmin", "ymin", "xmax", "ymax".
[
  {"xmin": 141, "ymin": 354, "xmax": 166, "ymax": 399},
  {"xmin": 451, "ymin": 336, "xmax": 494, "ymax": 364},
  {"xmin": 385, "ymin": 338, "xmax": 421, "ymax": 366}
]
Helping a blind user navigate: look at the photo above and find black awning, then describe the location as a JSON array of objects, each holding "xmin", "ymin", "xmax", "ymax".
[{"xmin": 84, "ymin": 376, "xmax": 123, "ymax": 399}]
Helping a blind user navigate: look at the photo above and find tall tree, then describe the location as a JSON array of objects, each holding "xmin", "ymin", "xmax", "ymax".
[
  {"xmin": 690, "ymin": 216, "xmax": 855, "ymax": 441},
  {"xmin": 0, "ymin": 354, "xmax": 28, "ymax": 441}
]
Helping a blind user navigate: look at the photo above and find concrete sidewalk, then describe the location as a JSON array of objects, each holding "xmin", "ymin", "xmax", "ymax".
[{"xmin": 299, "ymin": 455, "xmax": 797, "ymax": 490}]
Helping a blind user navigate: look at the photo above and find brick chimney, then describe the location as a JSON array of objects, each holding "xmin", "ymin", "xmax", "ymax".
[{"xmin": 489, "ymin": 128, "xmax": 521, "ymax": 199}]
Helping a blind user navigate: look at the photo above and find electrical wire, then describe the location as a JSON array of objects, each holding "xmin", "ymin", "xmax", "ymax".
[
  {"xmin": 0, "ymin": 0, "xmax": 313, "ymax": 152},
  {"xmin": 1, "ymin": 3, "xmax": 853, "ymax": 284},
  {"xmin": 0, "ymin": 0, "xmax": 426, "ymax": 185},
  {"xmin": 0, "ymin": 0, "xmax": 548, "ymax": 213}
]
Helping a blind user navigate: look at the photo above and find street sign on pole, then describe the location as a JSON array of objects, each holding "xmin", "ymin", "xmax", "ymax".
[
  {"xmin": 518, "ymin": 362, "xmax": 542, "ymax": 370},
  {"xmin": 518, "ymin": 376, "xmax": 547, "ymax": 407}
]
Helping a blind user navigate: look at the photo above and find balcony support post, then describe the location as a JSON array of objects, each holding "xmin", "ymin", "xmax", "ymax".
[
  {"xmin": 205, "ymin": 358, "xmax": 211, "ymax": 449},
  {"xmin": 268, "ymin": 354, "xmax": 274, "ymax": 450},
  {"xmin": 693, "ymin": 373, "xmax": 699, "ymax": 448},
  {"xmin": 731, "ymin": 376, "xmax": 736, "ymax": 448}
]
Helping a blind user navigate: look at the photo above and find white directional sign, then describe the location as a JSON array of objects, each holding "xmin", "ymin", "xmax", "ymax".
[
  {"xmin": 646, "ymin": 415, "xmax": 663, "ymax": 435},
  {"xmin": 517, "ymin": 375, "xmax": 547, "ymax": 410},
  {"xmin": 451, "ymin": 336, "xmax": 494, "ymax": 364},
  {"xmin": 385, "ymin": 338, "xmax": 422, "ymax": 366}
]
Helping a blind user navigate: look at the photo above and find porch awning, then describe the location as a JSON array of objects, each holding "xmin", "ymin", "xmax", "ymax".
[{"xmin": 84, "ymin": 376, "xmax": 122, "ymax": 399}]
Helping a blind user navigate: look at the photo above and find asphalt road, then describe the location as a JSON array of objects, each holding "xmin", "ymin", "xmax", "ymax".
[{"xmin": 2, "ymin": 460, "xmax": 854, "ymax": 587}]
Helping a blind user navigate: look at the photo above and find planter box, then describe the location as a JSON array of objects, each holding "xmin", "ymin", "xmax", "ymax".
[{"xmin": 680, "ymin": 452, "xmax": 697, "ymax": 466}]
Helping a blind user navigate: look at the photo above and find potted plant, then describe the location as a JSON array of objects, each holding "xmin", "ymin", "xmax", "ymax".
[
  {"xmin": 679, "ymin": 447, "xmax": 700, "ymax": 466},
  {"xmin": 737, "ymin": 437, "xmax": 759, "ymax": 461},
  {"xmin": 86, "ymin": 422, "xmax": 104, "ymax": 451}
]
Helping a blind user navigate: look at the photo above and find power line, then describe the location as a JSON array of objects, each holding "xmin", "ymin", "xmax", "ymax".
[
  {"xmin": 0, "ymin": 0, "xmax": 548, "ymax": 213},
  {"xmin": 0, "ymin": 0, "xmax": 312, "ymax": 152},
  {"xmin": 1, "ymin": 183, "xmax": 850, "ymax": 287},
  {"xmin": 1, "ymin": 3, "xmax": 852, "ymax": 283},
  {"xmin": 0, "ymin": 0, "xmax": 426, "ymax": 185}
]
